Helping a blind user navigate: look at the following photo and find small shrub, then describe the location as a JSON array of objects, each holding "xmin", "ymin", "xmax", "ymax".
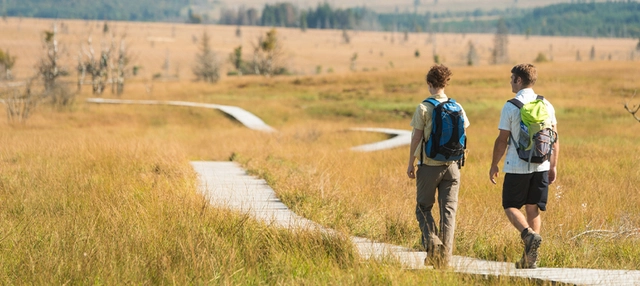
[
  {"xmin": 534, "ymin": 52, "xmax": 549, "ymax": 63},
  {"xmin": 2, "ymin": 87, "xmax": 38, "ymax": 124}
]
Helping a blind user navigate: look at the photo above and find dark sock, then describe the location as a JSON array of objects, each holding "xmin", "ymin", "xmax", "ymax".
[{"xmin": 521, "ymin": 228, "xmax": 530, "ymax": 240}]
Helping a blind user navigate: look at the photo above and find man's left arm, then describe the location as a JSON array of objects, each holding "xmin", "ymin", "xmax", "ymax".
[{"xmin": 549, "ymin": 124, "xmax": 560, "ymax": 184}]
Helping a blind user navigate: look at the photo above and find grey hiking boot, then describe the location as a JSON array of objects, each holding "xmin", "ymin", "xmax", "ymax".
[
  {"xmin": 515, "ymin": 228, "xmax": 542, "ymax": 269},
  {"xmin": 515, "ymin": 252, "xmax": 533, "ymax": 269},
  {"xmin": 425, "ymin": 237, "xmax": 447, "ymax": 269}
]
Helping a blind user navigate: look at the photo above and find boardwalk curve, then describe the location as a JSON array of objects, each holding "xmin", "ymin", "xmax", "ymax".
[
  {"xmin": 350, "ymin": 127, "xmax": 412, "ymax": 152},
  {"xmin": 86, "ymin": 98, "xmax": 276, "ymax": 132},
  {"xmin": 86, "ymin": 98, "xmax": 413, "ymax": 151}
]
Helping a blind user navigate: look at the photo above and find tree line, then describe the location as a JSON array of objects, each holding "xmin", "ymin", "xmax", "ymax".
[
  {"xmin": 220, "ymin": 1, "xmax": 640, "ymax": 38},
  {"xmin": 3, "ymin": 0, "xmax": 189, "ymax": 21},
  {"xmin": 4, "ymin": 0, "xmax": 640, "ymax": 38},
  {"xmin": 438, "ymin": 1, "xmax": 640, "ymax": 38}
]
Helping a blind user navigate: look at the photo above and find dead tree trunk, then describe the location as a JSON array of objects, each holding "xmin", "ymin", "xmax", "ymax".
[{"xmin": 624, "ymin": 91, "xmax": 640, "ymax": 122}]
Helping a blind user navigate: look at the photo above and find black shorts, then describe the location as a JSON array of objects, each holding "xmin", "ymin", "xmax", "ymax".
[{"xmin": 502, "ymin": 172, "xmax": 549, "ymax": 211}]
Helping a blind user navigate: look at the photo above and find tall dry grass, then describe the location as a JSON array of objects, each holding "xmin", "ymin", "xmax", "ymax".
[
  {"xmin": 0, "ymin": 60, "xmax": 638, "ymax": 284},
  {"xmin": 0, "ymin": 94, "xmax": 523, "ymax": 284},
  {"xmin": 208, "ymin": 61, "xmax": 640, "ymax": 269}
]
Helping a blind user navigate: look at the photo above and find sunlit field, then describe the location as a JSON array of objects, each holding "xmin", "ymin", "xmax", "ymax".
[
  {"xmin": 1, "ymin": 17, "xmax": 639, "ymax": 284},
  {"xmin": 1, "ymin": 17, "xmax": 637, "ymax": 80}
]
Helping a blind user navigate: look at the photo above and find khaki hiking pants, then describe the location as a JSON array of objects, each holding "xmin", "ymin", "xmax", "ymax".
[{"xmin": 415, "ymin": 163, "xmax": 460, "ymax": 261}]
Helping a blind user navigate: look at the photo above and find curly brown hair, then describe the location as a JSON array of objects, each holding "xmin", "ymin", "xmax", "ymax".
[
  {"xmin": 425, "ymin": 64, "xmax": 452, "ymax": 89},
  {"xmin": 511, "ymin": 63, "xmax": 537, "ymax": 87}
]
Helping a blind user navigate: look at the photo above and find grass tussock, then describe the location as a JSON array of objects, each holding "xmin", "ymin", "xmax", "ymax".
[{"xmin": 1, "ymin": 61, "xmax": 639, "ymax": 283}]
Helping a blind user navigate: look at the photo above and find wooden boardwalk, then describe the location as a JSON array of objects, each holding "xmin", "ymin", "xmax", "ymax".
[
  {"xmin": 86, "ymin": 99, "xmax": 413, "ymax": 152},
  {"xmin": 192, "ymin": 161, "xmax": 640, "ymax": 286},
  {"xmin": 349, "ymin": 127, "xmax": 412, "ymax": 152},
  {"xmin": 86, "ymin": 98, "xmax": 276, "ymax": 132}
]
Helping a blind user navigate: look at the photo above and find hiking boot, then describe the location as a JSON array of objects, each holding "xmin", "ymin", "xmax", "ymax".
[
  {"xmin": 434, "ymin": 243, "xmax": 449, "ymax": 269},
  {"xmin": 516, "ymin": 228, "xmax": 542, "ymax": 269},
  {"xmin": 425, "ymin": 241, "xmax": 446, "ymax": 269},
  {"xmin": 515, "ymin": 252, "xmax": 536, "ymax": 269}
]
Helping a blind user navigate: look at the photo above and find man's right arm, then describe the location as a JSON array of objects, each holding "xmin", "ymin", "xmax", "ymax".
[
  {"xmin": 489, "ymin": 129, "xmax": 510, "ymax": 184},
  {"xmin": 407, "ymin": 129, "xmax": 423, "ymax": 179}
]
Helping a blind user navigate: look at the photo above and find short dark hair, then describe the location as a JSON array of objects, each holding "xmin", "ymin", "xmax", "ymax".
[
  {"xmin": 511, "ymin": 63, "xmax": 537, "ymax": 87},
  {"xmin": 425, "ymin": 64, "xmax": 452, "ymax": 89}
]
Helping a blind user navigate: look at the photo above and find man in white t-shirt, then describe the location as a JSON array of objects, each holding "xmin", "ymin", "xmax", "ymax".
[{"xmin": 489, "ymin": 63, "xmax": 560, "ymax": 269}]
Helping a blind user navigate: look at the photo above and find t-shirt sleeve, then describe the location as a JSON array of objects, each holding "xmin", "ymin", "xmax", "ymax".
[
  {"xmin": 459, "ymin": 105, "xmax": 471, "ymax": 128},
  {"xmin": 545, "ymin": 100, "xmax": 558, "ymax": 125},
  {"xmin": 498, "ymin": 103, "xmax": 514, "ymax": 131},
  {"xmin": 410, "ymin": 104, "xmax": 426, "ymax": 130}
]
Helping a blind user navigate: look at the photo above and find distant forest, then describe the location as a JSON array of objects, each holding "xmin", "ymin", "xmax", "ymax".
[
  {"xmin": 3, "ymin": 0, "xmax": 640, "ymax": 38},
  {"xmin": 2, "ymin": 0, "xmax": 193, "ymax": 21}
]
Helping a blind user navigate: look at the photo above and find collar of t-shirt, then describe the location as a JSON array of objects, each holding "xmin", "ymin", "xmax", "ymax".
[
  {"xmin": 426, "ymin": 93, "xmax": 448, "ymax": 102},
  {"xmin": 514, "ymin": 88, "xmax": 537, "ymax": 103}
]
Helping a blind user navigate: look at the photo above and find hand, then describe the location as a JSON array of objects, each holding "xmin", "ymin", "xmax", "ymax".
[
  {"xmin": 548, "ymin": 166, "xmax": 557, "ymax": 185},
  {"xmin": 407, "ymin": 164, "xmax": 416, "ymax": 179},
  {"xmin": 489, "ymin": 165, "xmax": 499, "ymax": 185}
]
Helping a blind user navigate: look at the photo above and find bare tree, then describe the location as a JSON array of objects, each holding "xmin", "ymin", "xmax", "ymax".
[
  {"xmin": 624, "ymin": 91, "xmax": 640, "ymax": 122},
  {"xmin": 39, "ymin": 24, "xmax": 65, "ymax": 92},
  {"xmin": 192, "ymin": 30, "xmax": 220, "ymax": 83},
  {"xmin": 38, "ymin": 23, "xmax": 74, "ymax": 107},
  {"xmin": 78, "ymin": 36, "xmax": 112, "ymax": 95},
  {"xmin": 350, "ymin": 52, "xmax": 358, "ymax": 71},
  {"xmin": 76, "ymin": 51, "xmax": 86, "ymax": 92},
  {"xmin": 112, "ymin": 35, "xmax": 131, "ymax": 95},
  {"xmin": 1, "ymin": 77, "xmax": 40, "ymax": 124},
  {"xmin": 342, "ymin": 29, "xmax": 350, "ymax": 44},
  {"xmin": 467, "ymin": 40, "xmax": 479, "ymax": 66},
  {"xmin": 0, "ymin": 48, "xmax": 16, "ymax": 80},
  {"xmin": 492, "ymin": 18, "xmax": 509, "ymax": 65},
  {"xmin": 162, "ymin": 49, "xmax": 171, "ymax": 78}
]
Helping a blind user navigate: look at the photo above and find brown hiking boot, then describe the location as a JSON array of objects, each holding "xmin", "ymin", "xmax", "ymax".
[{"xmin": 515, "ymin": 228, "xmax": 542, "ymax": 269}]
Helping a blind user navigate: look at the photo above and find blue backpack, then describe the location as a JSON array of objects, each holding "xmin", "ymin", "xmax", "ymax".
[{"xmin": 422, "ymin": 98, "xmax": 467, "ymax": 163}]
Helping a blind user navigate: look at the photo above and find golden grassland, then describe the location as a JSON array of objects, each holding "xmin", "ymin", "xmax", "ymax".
[
  {"xmin": 1, "ymin": 16, "xmax": 640, "ymax": 284},
  {"xmin": 1, "ymin": 16, "xmax": 638, "ymax": 81},
  {"xmin": 0, "ymin": 78, "xmax": 558, "ymax": 285},
  {"xmin": 1, "ymin": 60, "xmax": 639, "ymax": 284}
]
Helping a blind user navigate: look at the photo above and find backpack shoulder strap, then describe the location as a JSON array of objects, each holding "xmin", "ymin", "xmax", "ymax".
[
  {"xmin": 536, "ymin": 95, "xmax": 545, "ymax": 101},
  {"xmin": 507, "ymin": 98, "xmax": 523, "ymax": 109},
  {"xmin": 423, "ymin": 98, "xmax": 441, "ymax": 107}
]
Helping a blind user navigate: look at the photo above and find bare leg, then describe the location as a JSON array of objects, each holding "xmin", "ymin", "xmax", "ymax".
[
  {"xmin": 525, "ymin": 204, "xmax": 541, "ymax": 233},
  {"xmin": 504, "ymin": 207, "xmax": 529, "ymax": 232}
]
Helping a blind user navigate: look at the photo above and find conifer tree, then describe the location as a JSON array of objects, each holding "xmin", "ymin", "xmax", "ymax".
[
  {"xmin": 192, "ymin": 31, "xmax": 220, "ymax": 83},
  {"xmin": 492, "ymin": 18, "xmax": 509, "ymax": 65}
]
